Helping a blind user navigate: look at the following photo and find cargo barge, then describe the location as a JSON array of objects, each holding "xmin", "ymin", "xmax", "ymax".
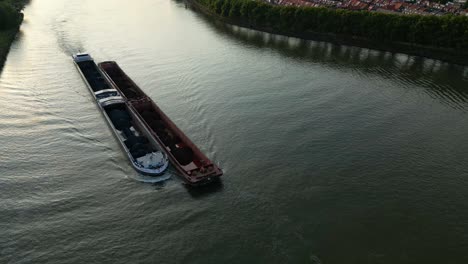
[
  {"xmin": 73, "ymin": 54, "xmax": 170, "ymax": 177},
  {"xmin": 99, "ymin": 61, "xmax": 223, "ymax": 185}
]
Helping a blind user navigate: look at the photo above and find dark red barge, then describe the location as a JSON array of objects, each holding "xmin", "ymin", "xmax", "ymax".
[{"xmin": 99, "ymin": 61, "xmax": 223, "ymax": 186}]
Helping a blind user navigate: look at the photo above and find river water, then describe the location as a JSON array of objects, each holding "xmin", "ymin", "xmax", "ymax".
[{"xmin": 1, "ymin": 0, "xmax": 468, "ymax": 263}]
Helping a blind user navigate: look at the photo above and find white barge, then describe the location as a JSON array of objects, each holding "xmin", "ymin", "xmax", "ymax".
[{"xmin": 73, "ymin": 53, "xmax": 170, "ymax": 177}]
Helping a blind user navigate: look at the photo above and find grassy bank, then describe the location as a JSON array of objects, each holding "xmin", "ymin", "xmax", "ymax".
[
  {"xmin": 189, "ymin": 0, "xmax": 468, "ymax": 65},
  {"xmin": 0, "ymin": 0, "xmax": 27, "ymax": 70}
]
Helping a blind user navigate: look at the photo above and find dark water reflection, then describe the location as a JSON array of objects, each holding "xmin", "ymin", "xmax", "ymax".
[
  {"xmin": 197, "ymin": 16, "xmax": 468, "ymax": 110},
  {"xmin": 185, "ymin": 179, "xmax": 224, "ymax": 198}
]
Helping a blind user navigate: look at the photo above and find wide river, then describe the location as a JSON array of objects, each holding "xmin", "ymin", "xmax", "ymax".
[{"xmin": 1, "ymin": 0, "xmax": 468, "ymax": 263}]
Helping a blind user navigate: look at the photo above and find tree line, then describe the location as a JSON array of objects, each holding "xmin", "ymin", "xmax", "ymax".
[
  {"xmin": 198, "ymin": 0, "xmax": 468, "ymax": 50},
  {"xmin": 0, "ymin": 0, "xmax": 24, "ymax": 31}
]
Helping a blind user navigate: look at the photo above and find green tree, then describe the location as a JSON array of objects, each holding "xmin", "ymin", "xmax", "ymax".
[
  {"xmin": 0, "ymin": 1, "xmax": 21, "ymax": 30},
  {"xmin": 198, "ymin": 0, "xmax": 468, "ymax": 50}
]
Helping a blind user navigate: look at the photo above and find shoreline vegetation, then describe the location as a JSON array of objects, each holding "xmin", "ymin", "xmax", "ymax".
[
  {"xmin": 188, "ymin": 0, "xmax": 468, "ymax": 65},
  {"xmin": 0, "ymin": 0, "xmax": 27, "ymax": 70}
]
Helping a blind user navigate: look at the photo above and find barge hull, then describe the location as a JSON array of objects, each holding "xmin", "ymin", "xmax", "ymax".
[{"xmin": 99, "ymin": 61, "xmax": 222, "ymax": 185}]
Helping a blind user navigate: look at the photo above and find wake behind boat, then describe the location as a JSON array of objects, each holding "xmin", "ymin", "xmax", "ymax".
[
  {"xmin": 99, "ymin": 61, "xmax": 223, "ymax": 186},
  {"xmin": 73, "ymin": 53, "xmax": 170, "ymax": 178}
]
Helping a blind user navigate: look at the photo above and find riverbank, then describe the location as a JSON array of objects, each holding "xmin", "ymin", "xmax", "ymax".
[
  {"xmin": 0, "ymin": 29, "xmax": 19, "ymax": 70},
  {"xmin": 188, "ymin": 0, "xmax": 468, "ymax": 66},
  {"xmin": 0, "ymin": 0, "xmax": 27, "ymax": 71}
]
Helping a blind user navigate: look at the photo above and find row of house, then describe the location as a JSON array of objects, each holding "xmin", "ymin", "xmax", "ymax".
[{"xmin": 267, "ymin": 0, "xmax": 468, "ymax": 16}]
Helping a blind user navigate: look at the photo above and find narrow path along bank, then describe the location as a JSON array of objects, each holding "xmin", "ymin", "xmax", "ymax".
[{"xmin": 187, "ymin": 0, "xmax": 468, "ymax": 65}]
